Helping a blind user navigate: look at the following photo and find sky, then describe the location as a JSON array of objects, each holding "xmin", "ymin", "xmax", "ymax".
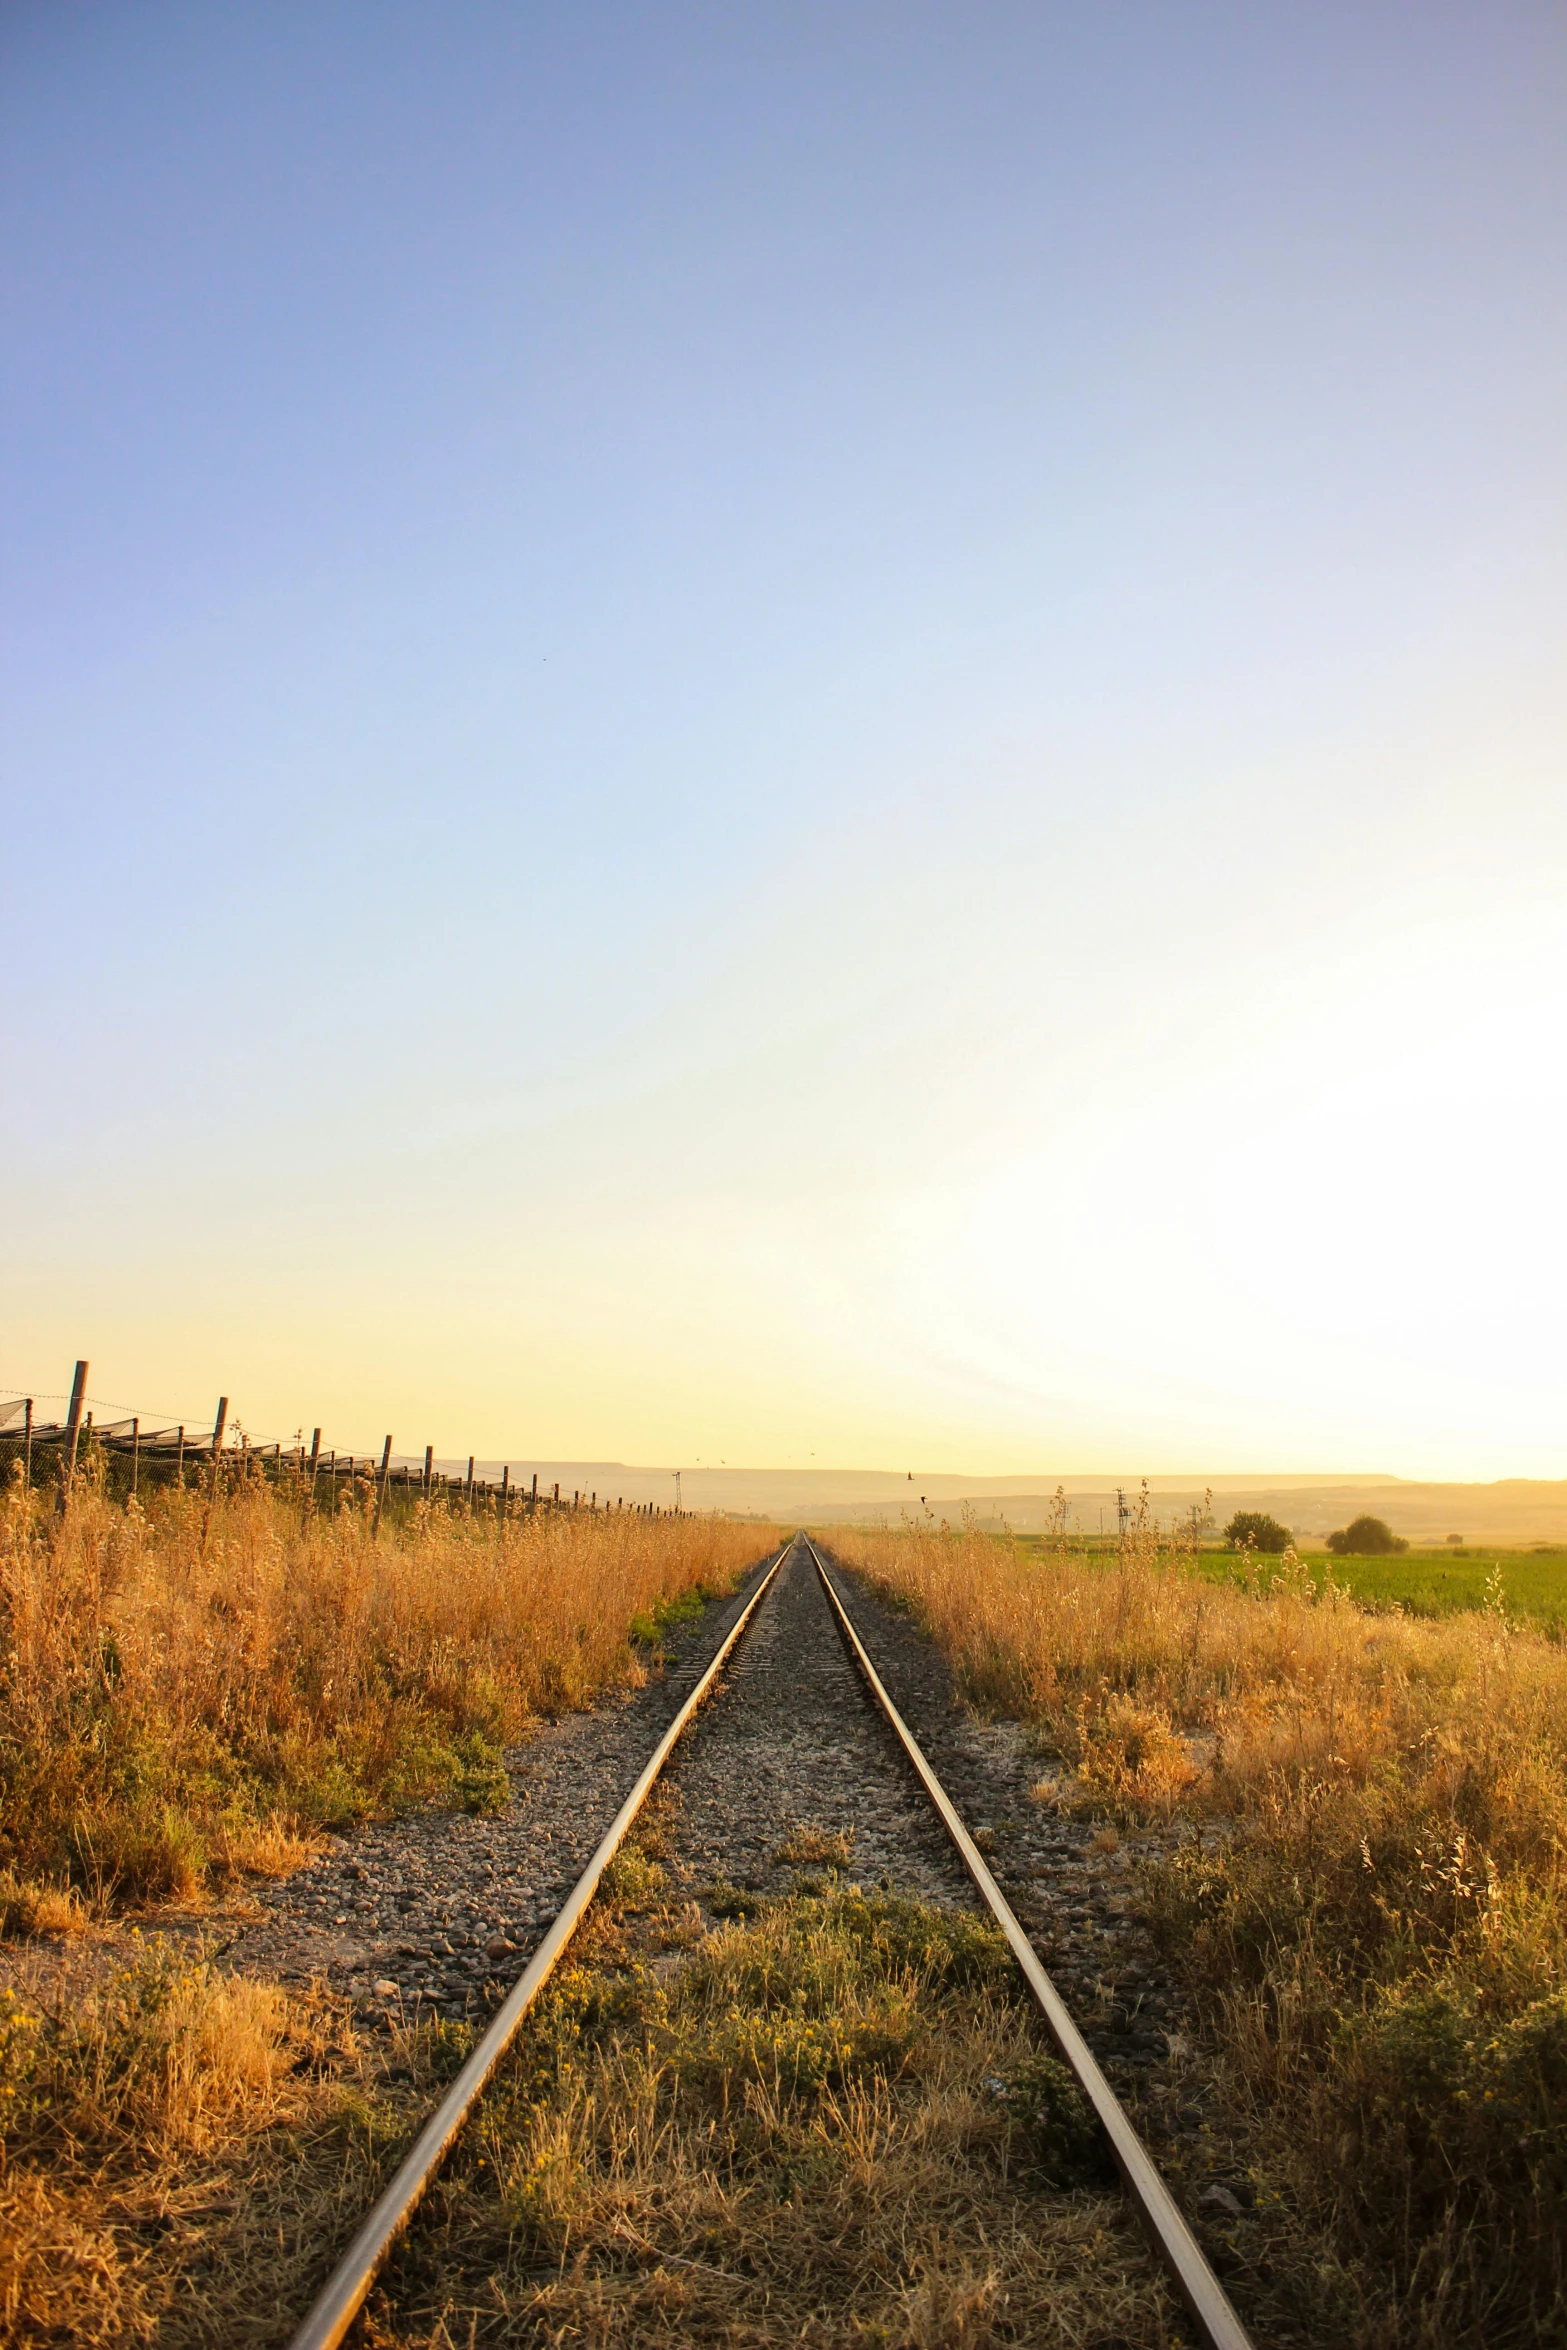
[{"xmin": 3, "ymin": 2, "xmax": 1564, "ymax": 1477}]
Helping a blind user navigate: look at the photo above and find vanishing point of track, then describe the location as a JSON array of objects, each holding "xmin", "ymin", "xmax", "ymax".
[{"xmin": 288, "ymin": 1535, "xmax": 1254, "ymax": 2350}]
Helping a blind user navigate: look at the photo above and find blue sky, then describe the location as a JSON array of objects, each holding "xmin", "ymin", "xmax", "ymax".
[{"xmin": 4, "ymin": 3, "xmax": 1564, "ymax": 1472}]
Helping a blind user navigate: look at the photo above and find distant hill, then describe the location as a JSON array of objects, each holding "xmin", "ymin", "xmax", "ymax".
[{"xmin": 416, "ymin": 1458, "xmax": 1567, "ymax": 1547}]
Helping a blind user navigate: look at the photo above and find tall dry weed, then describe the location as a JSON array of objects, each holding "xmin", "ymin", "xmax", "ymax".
[{"xmin": 0, "ymin": 1453, "xmax": 769, "ymax": 1906}]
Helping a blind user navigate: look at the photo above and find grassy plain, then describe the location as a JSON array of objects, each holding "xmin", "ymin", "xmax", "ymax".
[
  {"xmin": 1239, "ymin": 1542, "xmax": 1567, "ymax": 1625},
  {"xmin": 1009, "ymin": 1531, "xmax": 1567, "ymax": 1626},
  {"xmin": 830, "ymin": 1518, "xmax": 1567, "ymax": 2346},
  {"xmin": 0, "ymin": 1447, "xmax": 767, "ymax": 1912}
]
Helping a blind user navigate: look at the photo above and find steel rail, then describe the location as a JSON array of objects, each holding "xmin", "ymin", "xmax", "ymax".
[
  {"xmin": 804, "ymin": 1536, "xmax": 1255, "ymax": 2350},
  {"xmin": 286, "ymin": 1539, "xmax": 791, "ymax": 2350}
]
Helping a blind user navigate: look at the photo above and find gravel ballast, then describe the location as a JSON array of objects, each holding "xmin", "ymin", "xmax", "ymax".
[{"xmin": 209, "ymin": 1533, "xmax": 1200, "ymax": 2139}]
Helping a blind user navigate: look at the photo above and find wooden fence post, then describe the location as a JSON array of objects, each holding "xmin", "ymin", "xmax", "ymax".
[
  {"xmin": 175, "ymin": 1425, "xmax": 185, "ymax": 1484},
  {"xmin": 372, "ymin": 1435, "xmax": 393, "ymax": 1539},
  {"xmin": 58, "ymin": 1359, "xmax": 88, "ymax": 1513},
  {"xmin": 198, "ymin": 1395, "xmax": 228, "ymax": 1554},
  {"xmin": 423, "ymin": 1444, "xmax": 433, "ymax": 1501},
  {"xmin": 131, "ymin": 1416, "xmax": 140, "ymax": 1498},
  {"xmin": 23, "ymin": 1399, "xmax": 32, "ymax": 1490}
]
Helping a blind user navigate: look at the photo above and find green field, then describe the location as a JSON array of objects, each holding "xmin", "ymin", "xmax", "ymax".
[
  {"xmin": 1006, "ymin": 1532, "xmax": 1567, "ymax": 1630},
  {"xmin": 1198, "ymin": 1544, "xmax": 1567, "ymax": 1627}
]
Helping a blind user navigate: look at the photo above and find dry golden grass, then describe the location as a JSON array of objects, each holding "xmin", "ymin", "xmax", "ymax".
[
  {"xmin": 775, "ymin": 1820, "xmax": 857, "ymax": 1869},
  {"xmin": 0, "ymin": 1452, "xmax": 771, "ymax": 1910},
  {"xmin": 360, "ymin": 1863, "xmax": 1174, "ymax": 2349},
  {"xmin": 0, "ymin": 1874, "xmax": 89, "ymax": 1939},
  {"xmin": 830, "ymin": 1518, "xmax": 1567, "ymax": 2346},
  {"xmin": 0, "ymin": 1461, "xmax": 775, "ymax": 2345},
  {"xmin": 0, "ymin": 1868, "xmax": 1171, "ymax": 2350},
  {"xmin": 0, "ymin": 1938, "xmax": 467, "ymax": 2349}
]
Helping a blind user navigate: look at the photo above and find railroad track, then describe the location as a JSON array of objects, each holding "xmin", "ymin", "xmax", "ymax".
[{"xmin": 287, "ymin": 1534, "xmax": 1253, "ymax": 2350}]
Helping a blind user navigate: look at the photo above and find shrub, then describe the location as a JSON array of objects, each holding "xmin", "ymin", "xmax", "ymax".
[
  {"xmin": 1075, "ymin": 1692, "xmax": 1198, "ymax": 1813},
  {"xmin": 1224, "ymin": 1510, "xmax": 1291, "ymax": 1552},
  {"xmin": 1326, "ymin": 1513, "xmax": 1406, "ymax": 1555}
]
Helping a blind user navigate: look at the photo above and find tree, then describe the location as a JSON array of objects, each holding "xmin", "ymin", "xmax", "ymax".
[
  {"xmin": 1326, "ymin": 1514, "xmax": 1407, "ymax": 1556},
  {"xmin": 1224, "ymin": 1510, "xmax": 1291, "ymax": 1553}
]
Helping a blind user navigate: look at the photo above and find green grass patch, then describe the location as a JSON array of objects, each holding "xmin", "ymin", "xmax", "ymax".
[
  {"xmin": 1195, "ymin": 1544, "xmax": 1567, "ymax": 1627},
  {"xmin": 1006, "ymin": 1530, "xmax": 1567, "ymax": 1628},
  {"xmin": 625, "ymin": 1579, "xmax": 719, "ymax": 1647}
]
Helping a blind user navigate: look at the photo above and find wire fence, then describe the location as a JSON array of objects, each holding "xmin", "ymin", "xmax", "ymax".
[{"xmin": 0, "ymin": 1361, "xmax": 676, "ymax": 1523}]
